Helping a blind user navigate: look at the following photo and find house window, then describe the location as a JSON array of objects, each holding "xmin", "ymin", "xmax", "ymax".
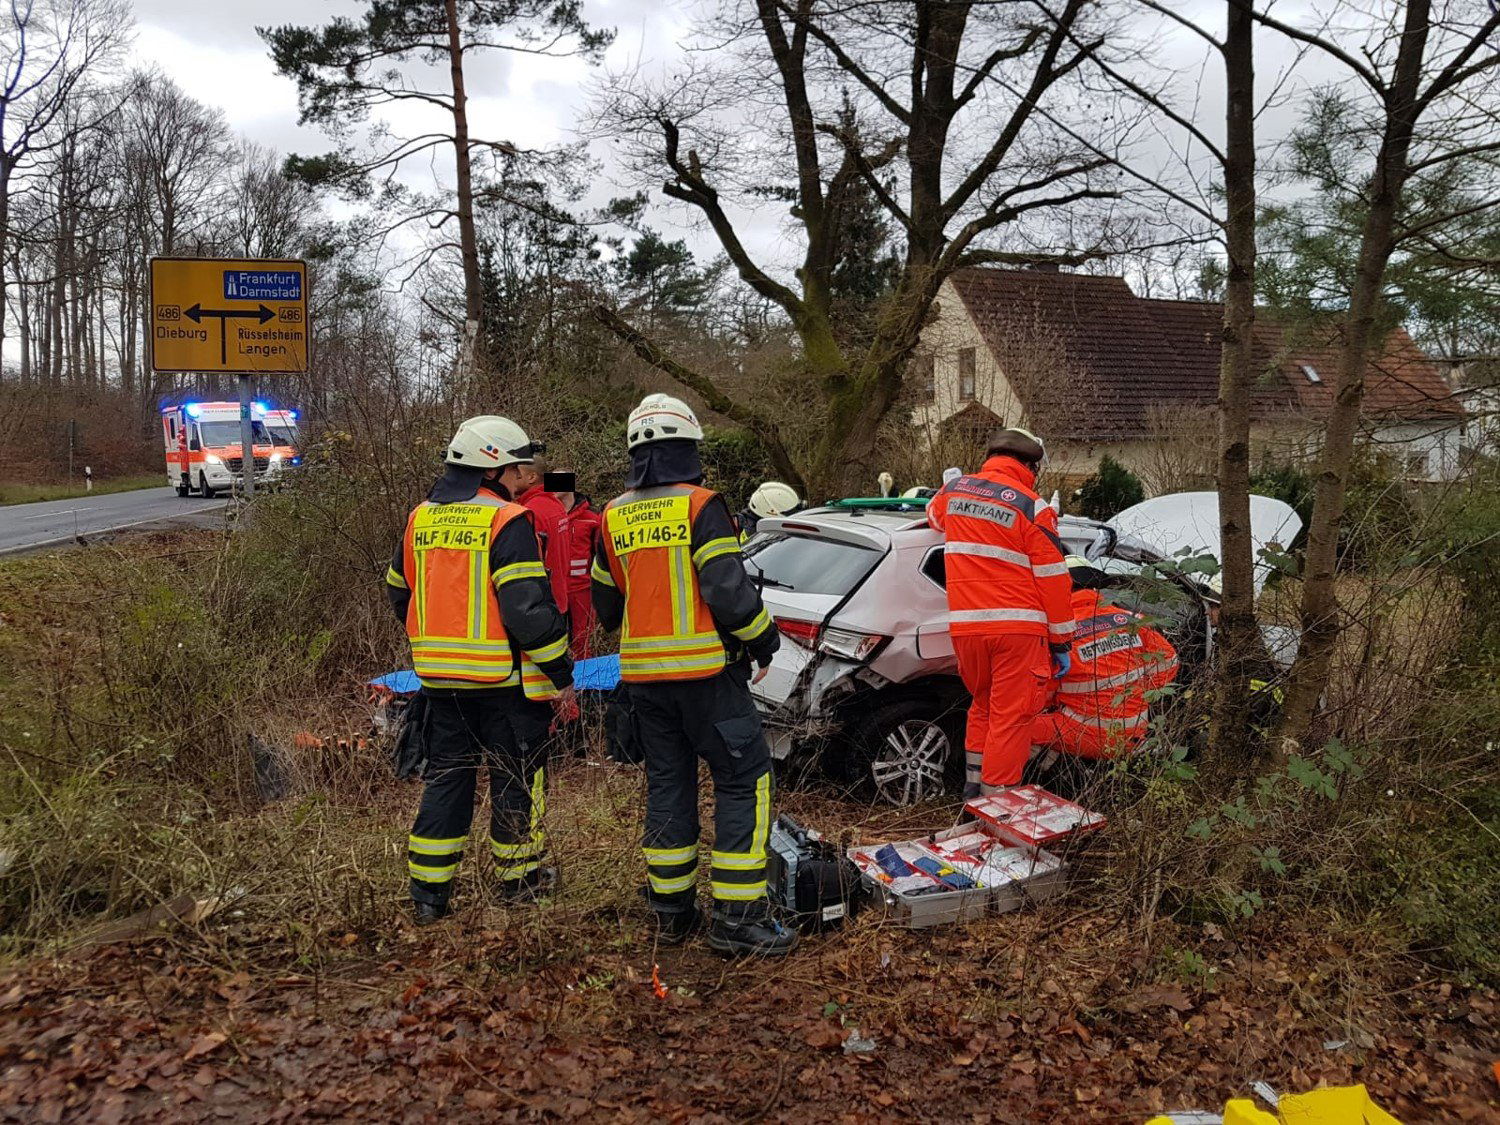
[
  {"xmin": 958, "ymin": 348, "xmax": 976, "ymax": 401},
  {"xmin": 913, "ymin": 354, "xmax": 935, "ymax": 402},
  {"xmin": 1300, "ymin": 363, "xmax": 1322, "ymax": 384}
]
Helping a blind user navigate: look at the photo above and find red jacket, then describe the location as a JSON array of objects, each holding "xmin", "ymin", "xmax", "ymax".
[
  {"xmin": 566, "ymin": 500, "xmax": 601, "ymax": 594},
  {"xmin": 928, "ymin": 455, "xmax": 1075, "ymax": 647},
  {"xmin": 517, "ymin": 484, "xmax": 572, "ymax": 613},
  {"xmin": 1047, "ymin": 588, "xmax": 1178, "ymax": 751}
]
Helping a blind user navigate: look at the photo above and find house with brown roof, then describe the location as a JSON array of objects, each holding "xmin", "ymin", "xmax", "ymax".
[{"xmin": 910, "ymin": 267, "xmax": 1468, "ymax": 487}]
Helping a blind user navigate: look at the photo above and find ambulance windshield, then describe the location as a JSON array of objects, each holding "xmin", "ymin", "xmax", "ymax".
[
  {"xmin": 197, "ymin": 420, "xmax": 273, "ymax": 448},
  {"xmin": 265, "ymin": 423, "xmax": 298, "ymax": 448}
]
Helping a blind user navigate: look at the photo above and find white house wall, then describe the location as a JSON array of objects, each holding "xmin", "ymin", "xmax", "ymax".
[{"xmin": 911, "ymin": 279, "xmax": 1025, "ymax": 435}]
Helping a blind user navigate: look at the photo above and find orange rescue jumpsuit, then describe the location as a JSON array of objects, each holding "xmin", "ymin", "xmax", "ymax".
[
  {"xmin": 1030, "ymin": 588, "xmax": 1178, "ymax": 759},
  {"xmin": 928, "ymin": 455, "xmax": 1075, "ymax": 793}
]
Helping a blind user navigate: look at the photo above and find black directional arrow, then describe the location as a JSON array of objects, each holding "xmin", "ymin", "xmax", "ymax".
[{"xmin": 184, "ymin": 303, "xmax": 276, "ymax": 363}]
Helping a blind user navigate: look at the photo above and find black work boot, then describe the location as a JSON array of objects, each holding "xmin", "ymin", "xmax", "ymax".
[
  {"xmin": 653, "ymin": 907, "xmax": 703, "ymax": 946},
  {"xmin": 413, "ymin": 901, "xmax": 451, "ymax": 927},
  {"xmin": 495, "ymin": 865, "xmax": 559, "ymax": 904},
  {"xmin": 707, "ymin": 912, "xmax": 799, "ymax": 958}
]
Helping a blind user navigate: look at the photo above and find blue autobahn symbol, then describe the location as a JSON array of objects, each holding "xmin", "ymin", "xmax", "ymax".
[{"xmin": 223, "ymin": 269, "xmax": 302, "ymax": 301}]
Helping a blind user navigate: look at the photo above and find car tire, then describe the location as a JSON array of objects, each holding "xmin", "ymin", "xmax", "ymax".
[
  {"xmin": 847, "ymin": 698, "xmax": 964, "ymax": 808},
  {"xmin": 199, "ymin": 472, "xmax": 215, "ymax": 499}
]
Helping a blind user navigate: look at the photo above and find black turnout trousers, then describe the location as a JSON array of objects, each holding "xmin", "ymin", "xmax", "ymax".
[
  {"xmin": 407, "ymin": 688, "xmax": 551, "ymax": 906},
  {"xmin": 630, "ymin": 666, "xmax": 774, "ymax": 920}
]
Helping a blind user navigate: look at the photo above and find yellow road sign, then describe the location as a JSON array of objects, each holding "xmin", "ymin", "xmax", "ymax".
[{"xmin": 150, "ymin": 257, "xmax": 309, "ymax": 374}]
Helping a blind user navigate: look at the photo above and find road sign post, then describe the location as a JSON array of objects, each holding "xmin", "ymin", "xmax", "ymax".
[{"xmin": 149, "ymin": 258, "xmax": 309, "ymax": 500}]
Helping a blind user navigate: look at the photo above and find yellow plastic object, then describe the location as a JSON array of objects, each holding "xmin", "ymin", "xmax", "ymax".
[
  {"xmin": 1224, "ymin": 1100, "xmax": 1279, "ymax": 1125},
  {"xmin": 1278, "ymin": 1085, "xmax": 1402, "ymax": 1124}
]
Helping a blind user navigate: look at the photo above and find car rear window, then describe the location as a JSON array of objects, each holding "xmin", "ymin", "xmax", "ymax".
[{"xmin": 743, "ymin": 533, "xmax": 883, "ymax": 595}]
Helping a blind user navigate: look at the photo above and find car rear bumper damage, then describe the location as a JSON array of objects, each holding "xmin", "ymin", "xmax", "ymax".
[{"xmin": 755, "ymin": 651, "xmax": 891, "ymax": 760}]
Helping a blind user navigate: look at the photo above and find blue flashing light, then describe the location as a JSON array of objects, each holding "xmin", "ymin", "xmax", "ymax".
[
  {"xmin": 288, "ymin": 410, "xmax": 298, "ymax": 420},
  {"xmin": 290, "ymin": 456, "xmax": 302, "ymax": 465},
  {"xmin": 185, "ymin": 403, "xmax": 202, "ymax": 418},
  {"xmin": 252, "ymin": 400, "xmax": 269, "ymax": 416}
]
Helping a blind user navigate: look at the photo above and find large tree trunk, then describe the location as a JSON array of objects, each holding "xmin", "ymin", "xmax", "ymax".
[
  {"xmin": 1277, "ymin": 0, "xmax": 1431, "ymax": 750},
  {"xmin": 1210, "ymin": 0, "xmax": 1260, "ymax": 771},
  {"xmin": 445, "ymin": 0, "xmax": 484, "ymax": 349},
  {"xmin": 0, "ymin": 161, "xmax": 9, "ymax": 370}
]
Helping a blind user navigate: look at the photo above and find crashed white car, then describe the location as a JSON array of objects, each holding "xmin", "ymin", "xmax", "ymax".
[{"xmin": 743, "ymin": 492, "xmax": 1302, "ymax": 807}]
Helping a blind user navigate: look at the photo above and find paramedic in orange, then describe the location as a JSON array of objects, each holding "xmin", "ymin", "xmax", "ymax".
[
  {"xmin": 385, "ymin": 416, "xmax": 573, "ymax": 925},
  {"xmin": 928, "ymin": 428, "xmax": 1075, "ymax": 797},
  {"xmin": 1031, "ymin": 557, "xmax": 1179, "ymax": 760},
  {"xmin": 592, "ymin": 394, "xmax": 795, "ymax": 958}
]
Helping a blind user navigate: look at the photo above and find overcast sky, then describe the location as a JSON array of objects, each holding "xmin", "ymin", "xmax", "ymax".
[{"xmin": 115, "ymin": 0, "xmax": 1337, "ymax": 284}]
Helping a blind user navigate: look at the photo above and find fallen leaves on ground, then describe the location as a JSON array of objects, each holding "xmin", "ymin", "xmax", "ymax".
[{"xmin": 0, "ymin": 911, "xmax": 1495, "ymax": 1123}]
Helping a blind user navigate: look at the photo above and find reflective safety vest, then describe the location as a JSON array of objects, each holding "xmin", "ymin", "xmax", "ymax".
[
  {"xmin": 1049, "ymin": 589, "xmax": 1178, "ymax": 752},
  {"xmin": 399, "ymin": 495, "xmax": 559, "ymax": 699},
  {"xmin": 598, "ymin": 484, "xmax": 728, "ymax": 683}
]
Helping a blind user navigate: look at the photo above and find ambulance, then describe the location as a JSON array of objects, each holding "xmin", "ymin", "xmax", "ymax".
[{"xmin": 162, "ymin": 400, "xmax": 302, "ymax": 497}]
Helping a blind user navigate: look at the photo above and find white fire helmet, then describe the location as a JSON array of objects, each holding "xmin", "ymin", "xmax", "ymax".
[
  {"xmin": 626, "ymin": 393, "xmax": 704, "ymax": 450},
  {"xmin": 445, "ymin": 415, "xmax": 536, "ymax": 469},
  {"xmin": 749, "ymin": 481, "xmax": 801, "ymax": 519}
]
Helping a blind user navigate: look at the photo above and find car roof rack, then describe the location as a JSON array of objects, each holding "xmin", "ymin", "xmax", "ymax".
[{"xmin": 825, "ymin": 496, "xmax": 931, "ymax": 512}]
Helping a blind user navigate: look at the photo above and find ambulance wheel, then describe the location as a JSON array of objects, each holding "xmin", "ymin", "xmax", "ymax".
[
  {"xmin": 198, "ymin": 472, "xmax": 215, "ymax": 499},
  {"xmin": 847, "ymin": 699, "xmax": 963, "ymax": 808}
]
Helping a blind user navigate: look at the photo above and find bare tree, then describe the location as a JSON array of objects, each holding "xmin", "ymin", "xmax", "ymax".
[
  {"xmin": 0, "ymin": 0, "xmax": 128, "ymax": 362},
  {"xmin": 1259, "ymin": 0, "xmax": 1500, "ymax": 749},
  {"xmin": 595, "ymin": 0, "xmax": 1126, "ymax": 493}
]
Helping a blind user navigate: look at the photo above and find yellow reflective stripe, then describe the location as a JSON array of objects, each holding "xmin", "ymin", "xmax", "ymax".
[
  {"xmin": 648, "ymin": 872, "xmax": 699, "ymax": 894},
  {"xmin": 590, "ymin": 559, "xmax": 616, "ymax": 586},
  {"xmin": 620, "ymin": 633, "xmax": 722, "ymax": 653},
  {"xmin": 412, "ymin": 638, "xmax": 509, "ymax": 653},
  {"xmin": 469, "ymin": 549, "xmax": 486, "ymax": 640},
  {"xmin": 409, "ymin": 862, "xmax": 459, "ymax": 882},
  {"xmin": 409, "ymin": 835, "xmax": 465, "ymax": 856},
  {"xmin": 413, "ymin": 548, "xmax": 426, "ymax": 636},
  {"xmin": 644, "ymin": 844, "xmax": 698, "ymax": 864},
  {"xmin": 691, "ymin": 536, "xmax": 740, "ymax": 568},
  {"xmin": 752, "ymin": 771, "xmax": 770, "ymax": 860},
  {"xmin": 496, "ymin": 859, "xmax": 541, "ymax": 880},
  {"xmin": 710, "ymin": 881, "xmax": 767, "ymax": 901},
  {"xmin": 413, "ymin": 658, "xmax": 511, "ymax": 676},
  {"xmin": 710, "ymin": 853, "xmax": 764, "ymax": 870},
  {"xmin": 529, "ymin": 767, "xmax": 546, "ymax": 848},
  {"xmin": 730, "ymin": 607, "xmax": 771, "ymax": 642},
  {"xmin": 493, "ymin": 560, "xmax": 548, "ymax": 586},
  {"xmin": 386, "ymin": 565, "xmax": 408, "ymax": 590},
  {"xmin": 520, "ymin": 658, "xmax": 560, "ymax": 701},
  {"xmin": 491, "ymin": 839, "xmax": 543, "ymax": 859},
  {"xmin": 619, "ymin": 654, "xmax": 727, "ymax": 674},
  {"xmin": 420, "ymin": 676, "xmax": 521, "ymax": 690},
  {"xmin": 525, "ymin": 635, "xmax": 568, "ymax": 664}
]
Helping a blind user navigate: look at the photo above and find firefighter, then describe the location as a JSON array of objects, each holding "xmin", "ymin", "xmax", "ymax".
[
  {"xmin": 385, "ymin": 416, "xmax": 574, "ymax": 925},
  {"xmin": 1030, "ymin": 557, "xmax": 1179, "ymax": 763},
  {"xmin": 928, "ymin": 428, "xmax": 1075, "ymax": 798},
  {"xmin": 514, "ymin": 449, "xmax": 573, "ymax": 626},
  {"xmin": 592, "ymin": 393, "xmax": 797, "ymax": 957},
  {"xmin": 736, "ymin": 480, "xmax": 801, "ymax": 541}
]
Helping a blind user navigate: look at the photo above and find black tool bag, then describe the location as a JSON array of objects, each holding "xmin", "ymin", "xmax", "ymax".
[
  {"xmin": 766, "ymin": 815, "xmax": 862, "ymax": 931},
  {"xmin": 392, "ymin": 690, "xmax": 430, "ymax": 780}
]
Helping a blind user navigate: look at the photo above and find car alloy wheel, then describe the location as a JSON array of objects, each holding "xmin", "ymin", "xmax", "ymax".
[{"xmin": 869, "ymin": 718, "xmax": 952, "ymax": 807}]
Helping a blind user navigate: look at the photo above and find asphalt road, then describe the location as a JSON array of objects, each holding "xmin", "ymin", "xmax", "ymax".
[{"xmin": 0, "ymin": 487, "xmax": 228, "ymax": 555}]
